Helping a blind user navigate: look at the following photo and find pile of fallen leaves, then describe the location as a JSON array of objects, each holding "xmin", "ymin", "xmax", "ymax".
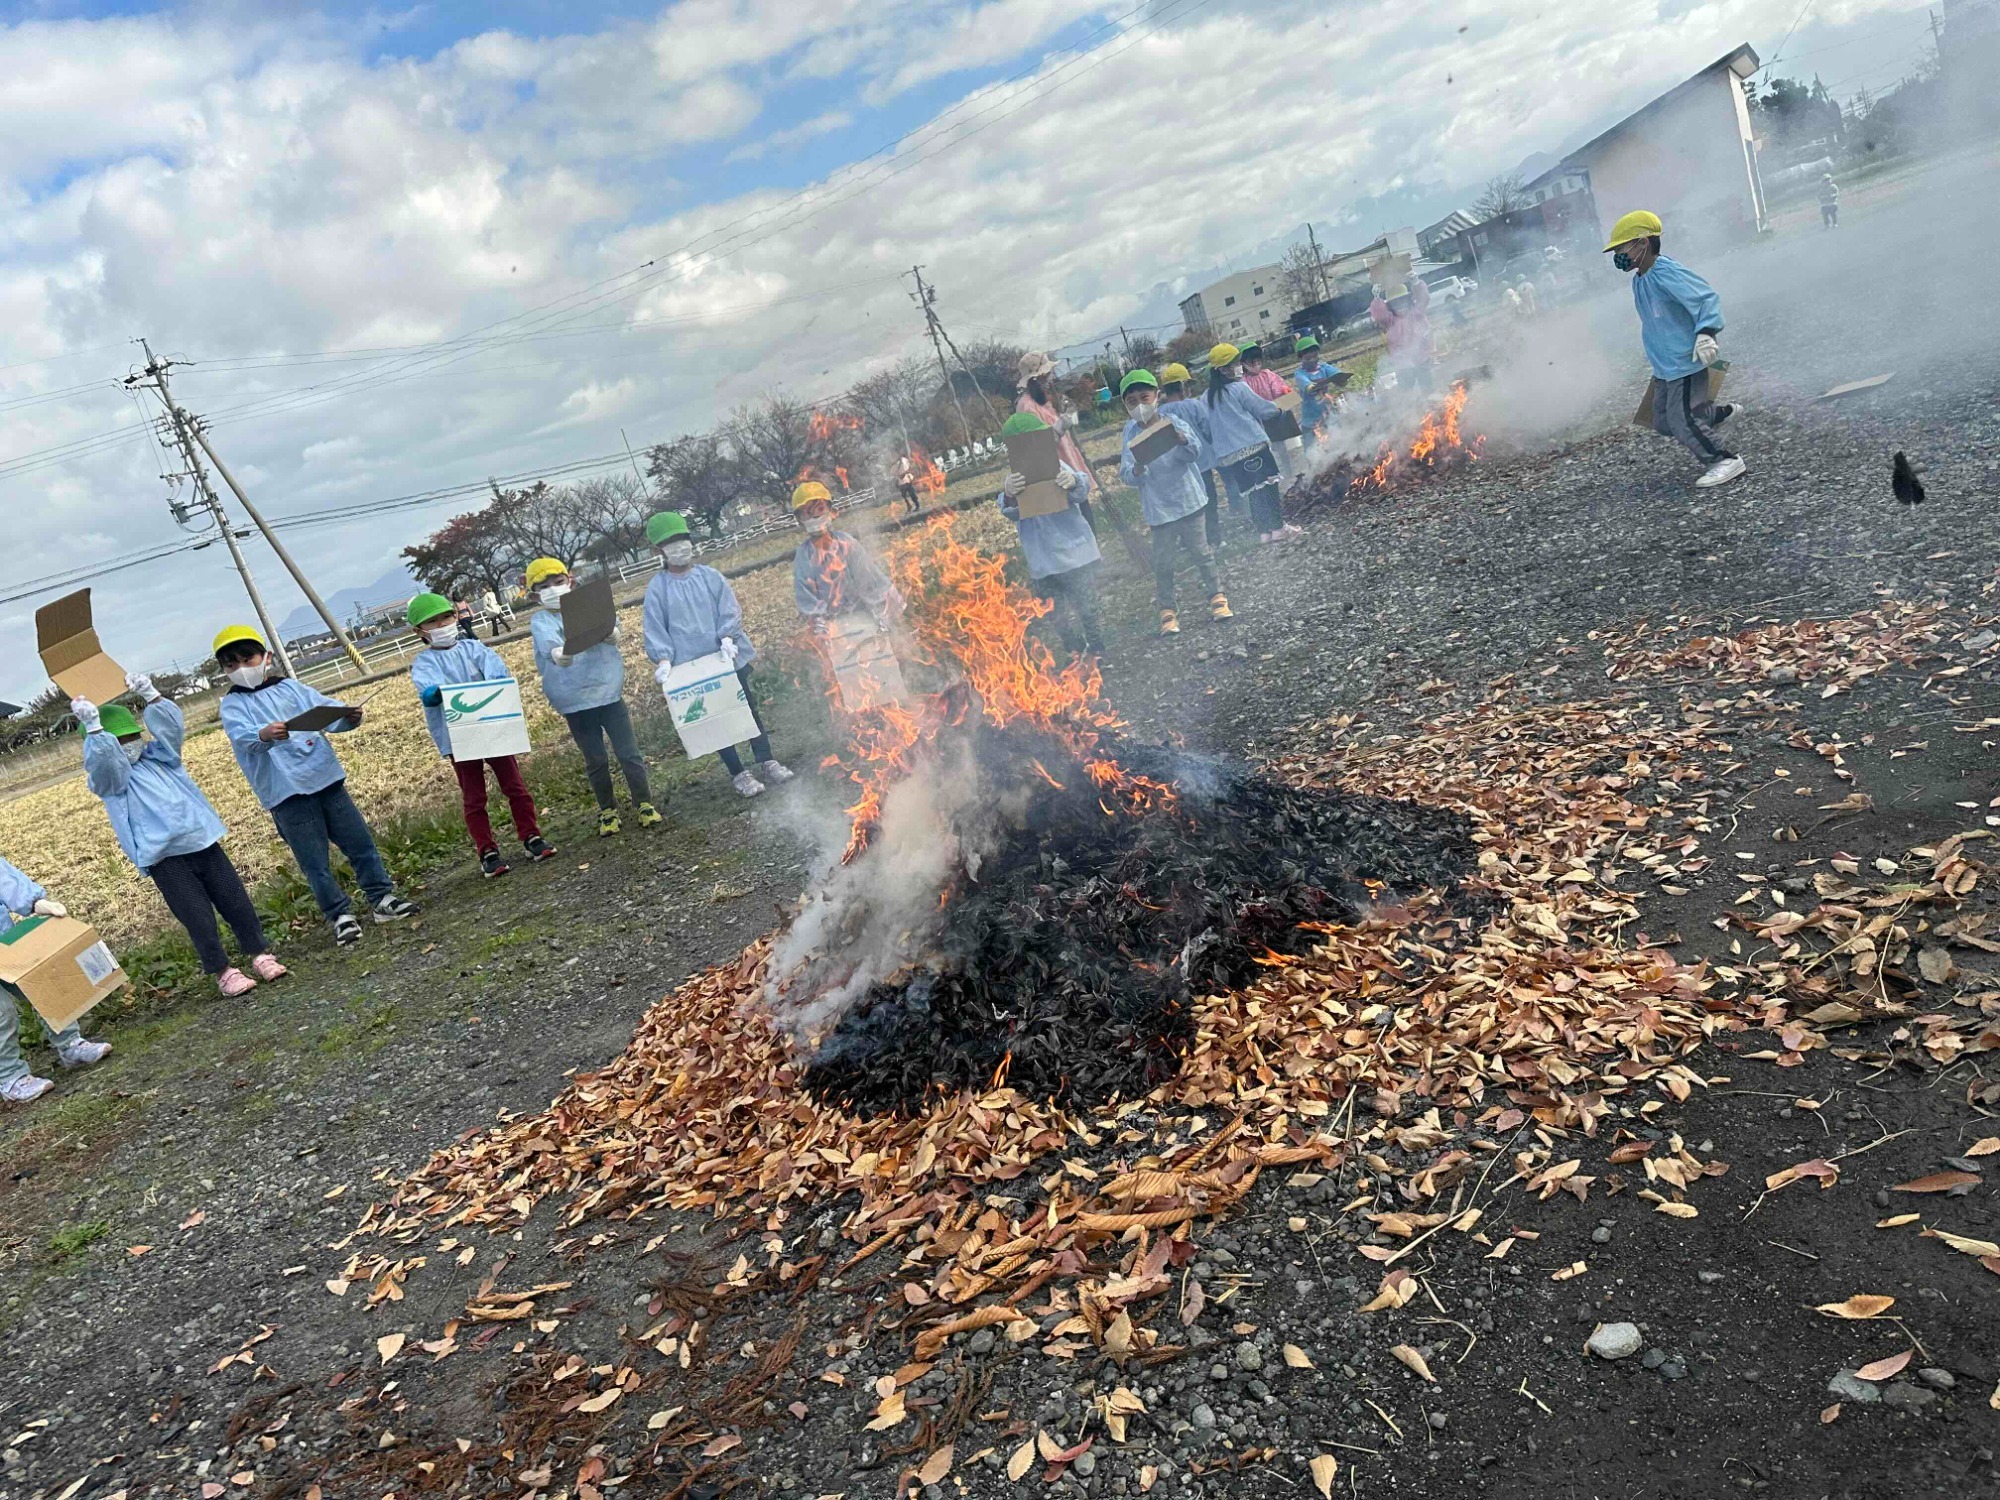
[{"xmin": 1596, "ymin": 599, "xmax": 1965, "ymax": 696}]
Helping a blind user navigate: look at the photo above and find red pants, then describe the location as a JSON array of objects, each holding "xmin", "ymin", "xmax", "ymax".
[{"xmin": 452, "ymin": 755, "xmax": 541, "ymax": 851}]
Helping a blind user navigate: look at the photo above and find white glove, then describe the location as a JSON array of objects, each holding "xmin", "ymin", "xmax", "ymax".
[
  {"xmin": 32, "ymin": 898, "xmax": 66, "ymax": 918},
  {"xmin": 1056, "ymin": 467, "xmax": 1080, "ymax": 492},
  {"xmin": 1692, "ymin": 333, "xmax": 1719, "ymax": 368},
  {"xmin": 719, "ymin": 636, "xmax": 740, "ymax": 666},
  {"xmin": 611, "ymin": 620, "xmax": 622, "ymax": 640},
  {"xmin": 70, "ymin": 697, "xmax": 100, "ymax": 730},
  {"xmin": 653, "ymin": 658, "xmax": 674, "ymax": 692},
  {"xmin": 1002, "ymin": 471, "xmax": 1027, "ymax": 498},
  {"xmin": 125, "ymin": 671, "xmax": 160, "ymax": 702},
  {"xmin": 551, "ymin": 650, "xmax": 573, "ymax": 668}
]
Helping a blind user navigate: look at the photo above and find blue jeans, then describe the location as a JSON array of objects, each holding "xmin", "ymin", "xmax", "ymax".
[
  {"xmin": 1, "ymin": 980, "xmax": 82, "ymax": 1088},
  {"xmin": 269, "ymin": 781, "xmax": 394, "ymax": 921}
]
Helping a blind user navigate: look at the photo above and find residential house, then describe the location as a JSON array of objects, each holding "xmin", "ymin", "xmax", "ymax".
[{"xmin": 1178, "ymin": 264, "xmax": 1287, "ymax": 341}]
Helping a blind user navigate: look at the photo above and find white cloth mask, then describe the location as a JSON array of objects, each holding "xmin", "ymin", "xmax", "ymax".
[
  {"xmin": 226, "ymin": 664, "xmax": 268, "ymax": 689},
  {"xmin": 539, "ymin": 584, "xmax": 571, "ymax": 606},
  {"xmin": 803, "ymin": 515, "xmax": 832, "ymax": 535},
  {"xmin": 662, "ymin": 540, "xmax": 695, "ymax": 567},
  {"xmin": 122, "ymin": 741, "xmax": 147, "ymax": 764},
  {"xmin": 424, "ymin": 624, "xmax": 460, "ymax": 647},
  {"xmin": 1131, "ymin": 401, "xmax": 1159, "ymax": 423}
]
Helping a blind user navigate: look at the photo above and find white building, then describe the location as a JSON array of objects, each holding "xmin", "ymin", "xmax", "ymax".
[{"xmin": 1178, "ymin": 264, "xmax": 1287, "ymax": 341}]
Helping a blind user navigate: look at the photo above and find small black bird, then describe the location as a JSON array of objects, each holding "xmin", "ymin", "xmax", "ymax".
[{"xmin": 1892, "ymin": 451, "xmax": 1926, "ymax": 506}]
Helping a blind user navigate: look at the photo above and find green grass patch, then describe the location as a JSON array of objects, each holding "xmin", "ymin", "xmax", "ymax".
[
  {"xmin": 44, "ymin": 1219, "xmax": 109, "ymax": 1266},
  {"xmin": 315, "ymin": 994, "xmax": 401, "ymax": 1057}
]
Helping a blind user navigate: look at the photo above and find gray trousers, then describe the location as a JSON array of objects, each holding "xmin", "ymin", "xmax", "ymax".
[
  {"xmin": 1150, "ymin": 511, "xmax": 1220, "ymax": 610},
  {"xmin": 1653, "ymin": 372, "xmax": 1733, "ymax": 464},
  {"xmin": 1, "ymin": 980, "xmax": 83, "ymax": 1088}
]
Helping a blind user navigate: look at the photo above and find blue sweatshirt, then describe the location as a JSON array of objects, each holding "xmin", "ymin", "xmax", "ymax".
[
  {"xmin": 1201, "ymin": 378, "xmax": 1281, "ymax": 464},
  {"xmin": 1119, "ymin": 412, "xmax": 1209, "ymax": 526},
  {"xmin": 529, "ymin": 608, "xmax": 626, "ymax": 715},
  {"xmin": 83, "ymin": 700, "xmax": 227, "ymax": 870},
  {"xmin": 999, "ymin": 462, "xmax": 1100, "ymax": 579},
  {"xmin": 642, "ymin": 566, "xmax": 756, "ymax": 668},
  {"xmin": 0, "ymin": 855, "xmax": 46, "ymax": 939},
  {"xmin": 409, "ymin": 636, "xmax": 513, "ymax": 758},
  {"xmin": 1631, "ymin": 255, "xmax": 1723, "ymax": 381},
  {"xmin": 218, "ymin": 676, "xmax": 355, "ymax": 810},
  {"xmin": 1293, "ymin": 361, "xmax": 1345, "ymax": 429}
]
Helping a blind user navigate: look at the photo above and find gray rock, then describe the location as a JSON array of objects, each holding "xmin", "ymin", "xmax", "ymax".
[
  {"xmin": 1917, "ymin": 1367, "xmax": 1956, "ymax": 1391},
  {"xmin": 1660, "ymin": 1361, "xmax": 1687, "ymax": 1380},
  {"xmin": 1882, "ymin": 1382, "xmax": 1937, "ymax": 1412},
  {"xmin": 1591, "ymin": 1226, "xmax": 1612, "ymax": 1245},
  {"xmin": 1697, "ymin": 1270, "xmax": 1724, "ymax": 1285},
  {"xmin": 1641, "ymin": 1348, "xmax": 1667, "ymax": 1370},
  {"xmin": 1190, "ymin": 1404, "xmax": 1216, "ymax": 1430},
  {"xmin": 1586, "ymin": 1322, "xmax": 1643, "ymax": 1360},
  {"xmin": 1967, "ymin": 630, "xmax": 1997, "ymax": 651},
  {"xmin": 1766, "ymin": 664, "xmax": 1800, "ymax": 684},
  {"xmin": 1827, "ymin": 1371, "xmax": 1882, "ymax": 1405},
  {"xmin": 967, "ymin": 1329, "xmax": 996, "ymax": 1356},
  {"xmin": 1073, "ymin": 1452, "xmax": 1097, "ymax": 1477},
  {"xmin": 1234, "ymin": 1343, "xmax": 1263, "ymax": 1372},
  {"xmin": 1427, "ymin": 1412, "xmax": 1447, "ymax": 1430}
]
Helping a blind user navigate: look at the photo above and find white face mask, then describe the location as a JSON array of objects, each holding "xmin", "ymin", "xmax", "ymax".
[
  {"xmin": 662, "ymin": 540, "xmax": 695, "ymax": 567},
  {"xmin": 1129, "ymin": 400, "xmax": 1159, "ymax": 424},
  {"xmin": 122, "ymin": 740, "xmax": 147, "ymax": 764},
  {"xmin": 539, "ymin": 584, "xmax": 571, "ymax": 606},
  {"xmin": 424, "ymin": 624, "xmax": 460, "ymax": 648},
  {"xmin": 803, "ymin": 514, "xmax": 832, "ymax": 536},
  {"xmin": 226, "ymin": 662, "xmax": 268, "ymax": 689}
]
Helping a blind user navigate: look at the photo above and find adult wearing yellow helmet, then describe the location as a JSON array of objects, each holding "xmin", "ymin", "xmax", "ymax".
[
  {"xmin": 1603, "ymin": 209, "xmax": 1745, "ymax": 489},
  {"xmin": 212, "ymin": 624, "xmax": 417, "ymax": 945}
]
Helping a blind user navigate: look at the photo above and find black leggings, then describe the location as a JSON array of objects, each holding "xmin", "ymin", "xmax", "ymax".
[
  {"xmin": 715, "ymin": 668, "xmax": 775, "ymax": 777},
  {"xmin": 148, "ymin": 843, "xmax": 268, "ymax": 974}
]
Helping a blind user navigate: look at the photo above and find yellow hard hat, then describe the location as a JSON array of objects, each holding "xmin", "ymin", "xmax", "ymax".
[
  {"xmin": 1603, "ymin": 209, "xmax": 1663, "ymax": 251},
  {"xmin": 1208, "ymin": 342, "xmax": 1241, "ymax": 369},
  {"xmin": 791, "ymin": 479, "xmax": 832, "ymax": 511},
  {"xmin": 212, "ymin": 623, "xmax": 265, "ymax": 658},
  {"xmin": 1160, "ymin": 362, "xmax": 1191, "ymax": 385},
  {"xmin": 523, "ymin": 557, "xmax": 568, "ymax": 589}
]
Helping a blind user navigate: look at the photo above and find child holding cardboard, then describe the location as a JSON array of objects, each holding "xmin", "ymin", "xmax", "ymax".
[
  {"xmin": 0, "ymin": 855, "xmax": 110, "ymax": 1105},
  {"xmin": 75, "ymin": 679, "xmax": 286, "ymax": 998},
  {"xmin": 1119, "ymin": 370, "xmax": 1232, "ymax": 636},
  {"xmin": 213, "ymin": 624, "xmax": 419, "ymax": 945},
  {"xmin": 996, "ymin": 413, "xmax": 1105, "ymax": 658},
  {"xmin": 406, "ymin": 593, "xmax": 556, "ymax": 878},
  {"xmin": 523, "ymin": 558, "xmax": 661, "ymax": 835},
  {"xmin": 642, "ymin": 511, "xmax": 794, "ymax": 799},
  {"xmin": 1203, "ymin": 343, "xmax": 1299, "ymax": 545}
]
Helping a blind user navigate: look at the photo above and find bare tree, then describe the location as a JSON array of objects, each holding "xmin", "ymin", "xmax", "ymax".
[
  {"xmin": 492, "ymin": 480, "xmax": 603, "ymax": 569},
  {"xmin": 1276, "ymin": 241, "xmax": 1328, "ymax": 314},
  {"xmin": 1472, "ymin": 172, "xmax": 1530, "ymax": 221},
  {"xmin": 845, "ymin": 358, "xmax": 934, "ymax": 450},
  {"xmin": 1125, "ymin": 333, "xmax": 1163, "ymax": 370},
  {"xmin": 569, "ymin": 473, "xmax": 654, "ymax": 562},
  {"xmin": 647, "ymin": 432, "xmax": 743, "ymax": 539}
]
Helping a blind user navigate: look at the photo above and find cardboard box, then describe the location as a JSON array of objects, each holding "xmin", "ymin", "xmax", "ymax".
[
  {"xmin": 0, "ymin": 915, "xmax": 127, "ymax": 1032},
  {"xmin": 662, "ymin": 652, "xmax": 761, "ymax": 758},
  {"xmin": 1128, "ymin": 419, "xmax": 1184, "ymax": 466},
  {"xmin": 558, "ymin": 577, "xmax": 617, "ymax": 655},
  {"xmin": 1004, "ymin": 424, "xmax": 1060, "ymax": 484},
  {"xmin": 35, "ymin": 589, "xmax": 127, "ymax": 705},
  {"xmin": 439, "ymin": 678, "xmax": 531, "ymax": 761},
  {"xmin": 1633, "ymin": 363, "xmax": 1728, "ymax": 428},
  {"xmin": 823, "ymin": 617, "xmax": 909, "ymax": 714},
  {"xmin": 1262, "ymin": 391, "xmax": 1304, "ymax": 444}
]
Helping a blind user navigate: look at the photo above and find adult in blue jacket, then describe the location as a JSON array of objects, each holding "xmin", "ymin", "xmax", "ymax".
[
  {"xmin": 0, "ymin": 854, "xmax": 110, "ymax": 1105},
  {"xmin": 641, "ymin": 511, "xmax": 794, "ymax": 799},
  {"xmin": 74, "ymin": 680, "xmax": 284, "ymax": 998},
  {"xmin": 522, "ymin": 558, "xmax": 659, "ymax": 837},
  {"xmin": 407, "ymin": 593, "xmax": 555, "ymax": 879},
  {"xmin": 1202, "ymin": 343, "xmax": 1300, "ymax": 544},
  {"xmin": 1603, "ymin": 208, "xmax": 1745, "ymax": 489},
  {"xmin": 995, "ymin": 418, "xmax": 1105, "ymax": 657},
  {"xmin": 1115, "ymin": 374, "xmax": 1231, "ymax": 636},
  {"xmin": 213, "ymin": 624, "xmax": 418, "ymax": 945}
]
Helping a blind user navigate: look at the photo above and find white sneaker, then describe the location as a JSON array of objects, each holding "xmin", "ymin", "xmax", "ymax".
[
  {"xmin": 1, "ymin": 1074, "xmax": 53, "ymax": 1105},
  {"xmin": 55, "ymin": 1039, "xmax": 110, "ymax": 1070},
  {"xmin": 731, "ymin": 770, "xmax": 766, "ymax": 798},
  {"xmin": 760, "ymin": 759, "xmax": 796, "ymax": 785},
  {"xmin": 1696, "ymin": 455, "xmax": 1746, "ymax": 489}
]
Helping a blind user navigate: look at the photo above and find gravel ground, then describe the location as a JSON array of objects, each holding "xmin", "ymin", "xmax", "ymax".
[{"xmin": 4, "ymin": 153, "xmax": 1999, "ymax": 1500}]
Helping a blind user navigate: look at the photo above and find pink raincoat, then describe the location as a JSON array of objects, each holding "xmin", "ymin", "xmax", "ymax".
[
  {"xmin": 1242, "ymin": 367, "xmax": 1294, "ymax": 403},
  {"xmin": 1015, "ymin": 391, "xmax": 1095, "ymax": 493},
  {"xmin": 1370, "ymin": 279, "xmax": 1435, "ymax": 371}
]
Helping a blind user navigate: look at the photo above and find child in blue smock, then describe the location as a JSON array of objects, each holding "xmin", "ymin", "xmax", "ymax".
[
  {"xmin": 0, "ymin": 854, "xmax": 110, "ymax": 1105},
  {"xmin": 1117, "ymin": 371, "xmax": 1232, "ymax": 636},
  {"xmin": 1202, "ymin": 343, "xmax": 1299, "ymax": 544},
  {"xmin": 995, "ymin": 412, "xmax": 1105, "ymax": 657},
  {"xmin": 522, "ymin": 558, "xmax": 659, "ymax": 837}
]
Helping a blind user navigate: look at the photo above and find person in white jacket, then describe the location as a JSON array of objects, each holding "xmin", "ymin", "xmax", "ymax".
[{"xmin": 0, "ymin": 856, "xmax": 110, "ymax": 1105}]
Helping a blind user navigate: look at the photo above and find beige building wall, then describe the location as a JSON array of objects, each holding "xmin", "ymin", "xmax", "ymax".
[{"xmin": 1573, "ymin": 64, "xmax": 1767, "ymax": 249}]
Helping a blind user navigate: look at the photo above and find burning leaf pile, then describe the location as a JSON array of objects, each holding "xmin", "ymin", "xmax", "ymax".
[{"xmin": 1283, "ymin": 381, "xmax": 1484, "ymax": 522}]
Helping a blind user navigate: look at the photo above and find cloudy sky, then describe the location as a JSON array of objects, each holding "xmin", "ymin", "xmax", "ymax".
[{"xmin": 0, "ymin": 0, "xmax": 1936, "ymax": 701}]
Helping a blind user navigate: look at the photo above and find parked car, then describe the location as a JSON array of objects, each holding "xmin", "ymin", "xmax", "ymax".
[{"xmin": 1423, "ymin": 275, "xmax": 1479, "ymax": 303}]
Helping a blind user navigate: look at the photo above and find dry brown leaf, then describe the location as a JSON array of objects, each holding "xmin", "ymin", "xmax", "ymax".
[
  {"xmin": 1892, "ymin": 1171, "xmax": 1981, "ymax": 1194},
  {"xmin": 1853, "ymin": 1351, "xmax": 1912, "ymax": 1382},
  {"xmin": 1310, "ymin": 1453, "xmax": 1338, "ymax": 1497},
  {"xmin": 1764, "ymin": 1159, "xmax": 1839, "ymax": 1192},
  {"xmin": 1036, "ymin": 1430, "xmax": 1062, "ymax": 1462},
  {"xmin": 1654, "ymin": 1201, "xmax": 1699, "ymax": 1218},
  {"xmin": 1815, "ymin": 1294, "xmax": 1895, "ymax": 1319},
  {"xmin": 1282, "ymin": 1344, "xmax": 1314, "ymax": 1369},
  {"xmin": 577, "ymin": 1388, "xmax": 621, "ymax": 1414},
  {"xmin": 1390, "ymin": 1343, "xmax": 1436, "ymax": 1383},
  {"xmin": 1920, "ymin": 1226, "xmax": 2000, "ymax": 1257},
  {"xmin": 1876, "ymin": 1213, "xmax": 1919, "ymax": 1228},
  {"xmin": 1918, "ymin": 947, "xmax": 1956, "ymax": 984},
  {"xmin": 915, "ymin": 1446, "xmax": 954, "ymax": 1486},
  {"xmin": 1006, "ymin": 1439, "xmax": 1036, "ymax": 1481},
  {"xmin": 1820, "ymin": 1403, "xmax": 1841, "ymax": 1424},
  {"xmin": 1360, "ymin": 1268, "xmax": 1417, "ymax": 1313},
  {"xmin": 1991, "ymin": 1381, "xmax": 2000, "ymax": 1412},
  {"xmin": 376, "ymin": 1333, "xmax": 406, "ymax": 1365},
  {"xmin": 1139, "ymin": 1464, "xmax": 1159, "ymax": 1493},
  {"xmin": 1104, "ymin": 1310, "xmax": 1134, "ymax": 1363},
  {"xmin": 864, "ymin": 1391, "xmax": 906, "ymax": 1431},
  {"xmin": 700, "ymin": 1434, "xmax": 740, "ymax": 1458},
  {"xmin": 1966, "ymin": 1137, "xmax": 2000, "ymax": 1158}
]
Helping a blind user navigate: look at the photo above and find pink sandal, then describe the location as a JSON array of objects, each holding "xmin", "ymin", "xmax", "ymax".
[
  {"xmin": 249, "ymin": 953, "xmax": 288, "ymax": 982},
  {"xmin": 216, "ymin": 967, "xmax": 257, "ymax": 998}
]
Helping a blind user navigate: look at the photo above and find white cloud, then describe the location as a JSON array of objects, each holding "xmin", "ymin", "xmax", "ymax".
[{"xmin": 725, "ymin": 109, "xmax": 856, "ymax": 163}]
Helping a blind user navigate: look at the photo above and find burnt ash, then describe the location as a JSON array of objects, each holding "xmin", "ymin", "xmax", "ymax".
[{"xmin": 801, "ymin": 725, "xmax": 1476, "ymax": 1117}]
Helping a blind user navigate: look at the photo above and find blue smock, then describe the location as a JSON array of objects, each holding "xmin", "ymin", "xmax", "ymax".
[
  {"xmin": 1159, "ymin": 397, "xmax": 1214, "ymax": 467},
  {"xmin": 409, "ymin": 637, "xmax": 513, "ymax": 758},
  {"xmin": 999, "ymin": 462, "xmax": 1100, "ymax": 579},
  {"xmin": 529, "ymin": 607, "xmax": 626, "ymax": 715},
  {"xmin": 1200, "ymin": 378, "xmax": 1281, "ymax": 463},
  {"xmin": 1293, "ymin": 361, "xmax": 1345, "ymax": 430},
  {"xmin": 83, "ymin": 700, "xmax": 228, "ymax": 870},
  {"xmin": 0, "ymin": 855, "xmax": 46, "ymax": 937},
  {"xmin": 218, "ymin": 676, "xmax": 355, "ymax": 810},
  {"xmin": 641, "ymin": 566, "xmax": 756, "ymax": 667},
  {"xmin": 1119, "ymin": 412, "xmax": 1209, "ymax": 526},
  {"xmin": 793, "ymin": 532, "xmax": 896, "ymax": 621},
  {"xmin": 1631, "ymin": 255, "xmax": 1723, "ymax": 381}
]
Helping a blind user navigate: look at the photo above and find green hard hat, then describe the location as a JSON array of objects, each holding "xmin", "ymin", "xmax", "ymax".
[
  {"xmin": 1118, "ymin": 369, "xmax": 1159, "ymax": 394},
  {"xmin": 1295, "ymin": 334, "xmax": 1320, "ymax": 352},
  {"xmin": 645, "ymin": 510, "xmax": 690, "ymax": 545},
  {"xmin": 98, "ymin": 703, "xmax": 141, "ymax": 738},
  {"xmin": 1000, "ymin": 412, "xmax": 1047, "ymax": 436},
  {"xmin": 407, "ymin": 592, "xmax": 455, "ymax": 627}
]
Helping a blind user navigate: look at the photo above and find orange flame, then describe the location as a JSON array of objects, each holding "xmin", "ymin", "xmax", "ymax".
[
  {"xmin": 910, "ymin": 447, "xmax": 947, "ymax": 498},
  {"xmin": 1348, "ymin": 381, "xmax": 1483, "ymax": 496}
]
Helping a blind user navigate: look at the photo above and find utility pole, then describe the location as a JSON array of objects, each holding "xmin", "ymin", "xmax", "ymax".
[
  {"xmin": 130, "ymin": 340, "xmax": 368, "ymax": 675},
  {"xmin": 1118, "ymin": 326, "xmax": 1135, "ymax": 366},
  {"xmin": 909, "ymin": 267, "xmax": 975, "ymax": 447},
  {"xmin": 1306, "ymin": 223, "xmax": 1331, "ymax": 303}
]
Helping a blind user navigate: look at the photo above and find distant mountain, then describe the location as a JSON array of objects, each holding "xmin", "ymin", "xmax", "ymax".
[{"xmin": 278, "ymin": 563, "xmax": 418, "ymax": 641}]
